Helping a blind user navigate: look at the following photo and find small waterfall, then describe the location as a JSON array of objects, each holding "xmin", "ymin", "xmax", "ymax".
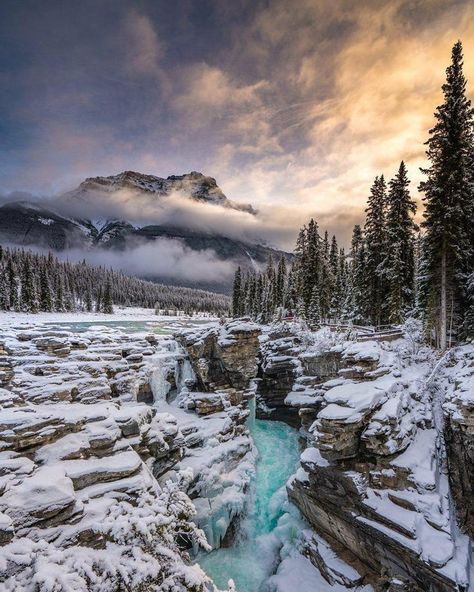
[
  {"xmin": 175, "ymin": 356, "xmax": 196, "ymax": 394},
  {"xmin": 150, "ymin": 357, "xmax": 172, "ymax": 404},
  {"xmin": 150, "ymin": 340, "xmax": 195, "ymax": 405}
]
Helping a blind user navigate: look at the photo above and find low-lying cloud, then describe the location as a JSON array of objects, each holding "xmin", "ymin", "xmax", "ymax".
[
  {"xmin": 0, "ymin": 185, "xmax": 363, "ymax": 251},
  {"xmin": 63, "ymin": 239, "xmax": 234, "ymax": 284}
]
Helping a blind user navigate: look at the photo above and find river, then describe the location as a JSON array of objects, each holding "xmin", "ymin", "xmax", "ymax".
[{"xmin": 197, "ymin": 412, "xmax": 301, "ymax": 591}]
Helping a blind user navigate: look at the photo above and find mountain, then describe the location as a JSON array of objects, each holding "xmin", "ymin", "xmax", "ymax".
[
  {"xmin": 67, "ymin": 170, "xmax": 257, "ymax": 214},
  {"xmin": 0, "ymin": 171, "xmax": 290, "ymax": 293}
]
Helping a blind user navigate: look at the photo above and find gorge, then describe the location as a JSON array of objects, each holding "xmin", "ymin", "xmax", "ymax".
[{"xmin": 0, "ymin": 315, "xmax": 473, "ymax": 591}]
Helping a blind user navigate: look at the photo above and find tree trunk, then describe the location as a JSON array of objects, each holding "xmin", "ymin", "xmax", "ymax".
[{"xmin": 440, "ymin": 245, "xmax": 447, "ymax": 351}]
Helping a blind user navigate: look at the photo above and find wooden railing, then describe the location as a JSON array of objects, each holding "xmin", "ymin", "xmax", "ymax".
[{"xmin": 319, "ymin": 321, "xmax": 403, "ymax": 341}]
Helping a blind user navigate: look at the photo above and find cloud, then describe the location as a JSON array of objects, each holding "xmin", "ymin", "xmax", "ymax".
[
  {"xmin": 61, "ymin": 239, "xmax": 234, "ymax": 284},
  {"xmin": 2, "ymin": 0, "xmax": 474, "ymax": 250}
]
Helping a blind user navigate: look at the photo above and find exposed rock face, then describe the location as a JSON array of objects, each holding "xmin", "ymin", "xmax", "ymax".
[
  {"xmin": 256, "ymin": 326, "xmax": 302, "ymax": 426},
  {"xmin": 73, "ymin": 170, "xmax": 257, "ymax": 214},
  {"xmin": 0, "ymin": 340, "xmax": 13, "ymax": 388},
  {"xmin": 174, "ymin": 320, "xmax": 260, "ymax": 549},
  {"xmin": 443, "ymin": 346, "xmax": 474, "ymax": 538},
  {"xmin": 177, "ymin": 319, "xmax": 261, "ymax": 391},
  {"xmin": 257, "ymin": 324, "xmax": 384, "ymax": 429}
]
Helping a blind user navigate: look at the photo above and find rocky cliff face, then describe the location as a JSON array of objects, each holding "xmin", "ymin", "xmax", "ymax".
[
  {"xmin": 177, "ymin": 319, "xmax": 261, "ymax": 391},
  {"xmin": 281, "ymin": 330, "xmax": 472, "ymax": 592},
  {"xmin": 442, "ymin": 345, "xmax": 474, "ymax": 538},
  {"xmin": 71, "ymin": 170, "xmax": 256, "ymax": 214}
]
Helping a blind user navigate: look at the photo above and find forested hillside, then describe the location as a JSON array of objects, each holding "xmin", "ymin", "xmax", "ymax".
[{"xmin": 0, "ymin": 245, "xmax": 230, "ymax": 315}]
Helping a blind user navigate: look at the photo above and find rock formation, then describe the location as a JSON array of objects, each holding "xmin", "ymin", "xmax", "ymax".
[
  {"xmin": 0, "ymin": 323, "xmax": 217, "ymax": 591},
  {"xmin": 279, "ymin": 327, "xmax": 471, "ymax": 592}
]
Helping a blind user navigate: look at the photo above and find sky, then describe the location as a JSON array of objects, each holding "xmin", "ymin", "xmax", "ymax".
[{"xmin": 1, "ymin": 0, "xmax": 474, "ymax": 249}]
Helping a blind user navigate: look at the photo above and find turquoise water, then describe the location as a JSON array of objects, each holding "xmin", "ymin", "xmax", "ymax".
[
  {"xmin": 198, "ymin": 417, "xmax": 301, "ymax": 591},
  {"xmin": 47, "ymin": 318, "xmax": 212, "ymax": 334},
  {"xmin": 46, "ymin": 320, "xmax": 172, "ymax": 334}
]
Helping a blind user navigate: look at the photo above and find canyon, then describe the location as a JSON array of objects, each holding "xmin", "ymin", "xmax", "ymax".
[{"xmin": 0, "ymin": 316, "xmax": 473, "ymax": 591}]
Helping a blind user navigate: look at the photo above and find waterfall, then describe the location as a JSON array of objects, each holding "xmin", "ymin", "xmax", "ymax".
[
  {"xmin": 150, "ymin": 357, "xmax": 172, "ymax": 404},
  {"xmin": 150, "ymin": 340, "xmax": 195, "ymax": 405},
  {"xmin": 175, "ymin": 356, "xmax": 196, "ymax": 394}
]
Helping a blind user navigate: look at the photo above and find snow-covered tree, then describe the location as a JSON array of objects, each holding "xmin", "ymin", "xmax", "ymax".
[
  {"xmin": 419, "ymin": 41, "xmax": 474, "ymax": 348},
  {"xmin": 364, "ymin": 175, "xmax": 388, "ymax": 325},
  {"xmin": 384, "ymin": 162, "xmax": 417, "ymax": 324}
]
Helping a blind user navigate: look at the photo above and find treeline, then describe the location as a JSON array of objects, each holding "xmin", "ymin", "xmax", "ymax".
[
  {"xmin": 233, "ymin": 162, "xmax": 416, "ymax": 326},
  {"xmin": 234, "ymin": 41, "xmax": 474, "ymax": 349},
  {"xmin": 0, "ymin": 245, "xmax": 230, "ymax": 315}
]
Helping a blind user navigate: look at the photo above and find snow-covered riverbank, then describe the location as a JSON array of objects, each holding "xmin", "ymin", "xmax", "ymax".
[{"xmin": 0, "ymin": 307, "xmax": 219, "ymax": 326}]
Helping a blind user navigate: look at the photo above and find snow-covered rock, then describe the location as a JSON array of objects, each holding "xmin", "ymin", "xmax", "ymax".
[{"xmin": 0, "ymin": 321, "xmax": 219, "ymax": 592}]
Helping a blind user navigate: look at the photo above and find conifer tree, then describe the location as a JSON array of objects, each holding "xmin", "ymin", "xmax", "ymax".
[
  {"xmin": 364, "ymin": 175, "xmax": 388, "ymax": 325},
  {"xmin": 7, "ymin": 258, "xmax": 18, "ymax": 311},
  {"xmin": 308, "ymin": 286, "xmax": 321, "ymax": 328},
  {"xmin": 419, "ymin": 41, "xmax": 474, "ymax": 348},
  {"xmin": 275, "ymin": 257, "xmax": 287, "ymax": 308},
  {"xmin": 349, "ymin": 225, "xmax": 367, "ymax": 322},
  {"xmin": 102, "ymin": 279, "xmax": 114, "ymax": 314},
  {"xmin": 384, "ymin": 162, "xmax": 417, "ymax": 324},
  {"xmin": 85, "ymin": 286, "xmax": 93, "ymax": 312},
  {"xmin": 21, "ymin": 257, "xmax": 38, "ymax": 312},
  {"xmin": 232, "ymin": 267, "xmax": 242, "ymax": 317},
  {"xmin": 39, "ymin": 267, "xmax": 53, "ymax": 312},
  {"xmin": 305, "ymin": 219, "xmax": 322, "ymax": 312}
]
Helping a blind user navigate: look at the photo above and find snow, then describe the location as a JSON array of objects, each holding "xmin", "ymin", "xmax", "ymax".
[
  {"xmin": 0, "ymin": 307, "xmax": 219, "ymax": 327},
  {"xmin": 1, "ymin": 465, "xmax": 75, "ymax": 523}
]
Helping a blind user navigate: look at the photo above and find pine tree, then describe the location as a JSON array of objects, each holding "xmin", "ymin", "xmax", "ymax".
[
  {"xmin": 39, "ymin": 267, "xmax": 53, "ymax": 312},
  {"xmin": 102, "ymin": 280, "xmax": 114, "ymax": 314},
  {"xmin": 364, "ymin": 175, "xmax": 388, "ymax": 325},
  {"xmin": 349, "ymin": 225, "xmax": 368, "ymax": 322},
  {"xmin": 419, "ymin": 41, "xmax": 474, "ymax": 349},
  {"xmin": 0, "ymin": 271, "xmax": 8, "ymax": 310},
  {"xmin": 85, "ymin": 286, "xmax": 93, "ymax": 312},
  {"xmin": 305, "ymin": 219, "xmax": 322, "ymax": 313},
  {"xmin": 7, "ymin": 258, "xmax": 18, "ymax": 311},
  {"xmin": 275, "ymin": 257, "xmax": 287, "ymax": 308},
  {"xmin": 385, "ymin": 162, "xmax": 417, "ymax": 324},
  {"xmin": 232, "ymin": 267, "xmax": 242, "ymax": 317},
  {"xmin": 55, "ymin": 273, "xmax": 65, "ymax": 312},
  {"xmin": 308, "ymin": 286, "xmax": 321, "ymax": 328},
  {"xmin": 95, "ymin": 285, "xmax": 102, "ymax": 313},
  {"xmin": 21, "ymin": 257, "xmax": 38, "ymax": 312}
]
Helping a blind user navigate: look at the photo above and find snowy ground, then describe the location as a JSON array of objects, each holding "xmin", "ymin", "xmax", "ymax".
[{"xmin": 0, "ymin": 307, "xmax": 219, "ymax": 327}]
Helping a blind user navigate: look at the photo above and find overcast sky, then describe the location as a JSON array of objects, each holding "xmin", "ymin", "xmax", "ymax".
[{"xmin": 1, "ymin": 0, "xmax": 474, "ymax": 247}]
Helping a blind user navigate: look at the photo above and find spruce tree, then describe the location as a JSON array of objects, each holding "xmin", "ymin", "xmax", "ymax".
[
  {"xmin": 349, "ymin": 225, "xmax": 368, "ymax": 322},
  {"xmin": 364, "ymin": 175, "xmax": 388, "ymax": 325},
  {"xmin": 308, "ymin": 286, "xmax": 321, "ymax": 329},
  {"xmin": 7, "ymin": 258, "xmax": 18, "ymax": 311},
  {"xmin": 385, "ymin": 162, "xmax": 417, "ymax": 324},
  {"xmin": 39, "ymin": 267, "xmax": 53, "ymax": 312},
  {"xmin": 85, "ymin": 286, "xmax": 93, "ymax": 312},
  {"xmin": 276, "ymin": 257, "xmax": 287, "ymax": 308},
  {"xmin": 21, "ymin": 257, "xmax": 38, "ymax": 312},
  {"xmin": 232, "ymin": 267, "xmax": 242, "ymax": 317},
  {"xmin": 102, "ymin": 280, "xmax": 114, "ymax": 314},
  {"xmin": 305, "ymin": 219, "xmax": 322, "ymax": 312},
  {"xmin": 419, "ymin": 41, "xmax": 474, "ymax": 348}
]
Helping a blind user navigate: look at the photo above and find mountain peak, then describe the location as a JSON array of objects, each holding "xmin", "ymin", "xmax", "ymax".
[{"xmin": 73, "ymin": 170, "xmax": 256, "ymax": 215}]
